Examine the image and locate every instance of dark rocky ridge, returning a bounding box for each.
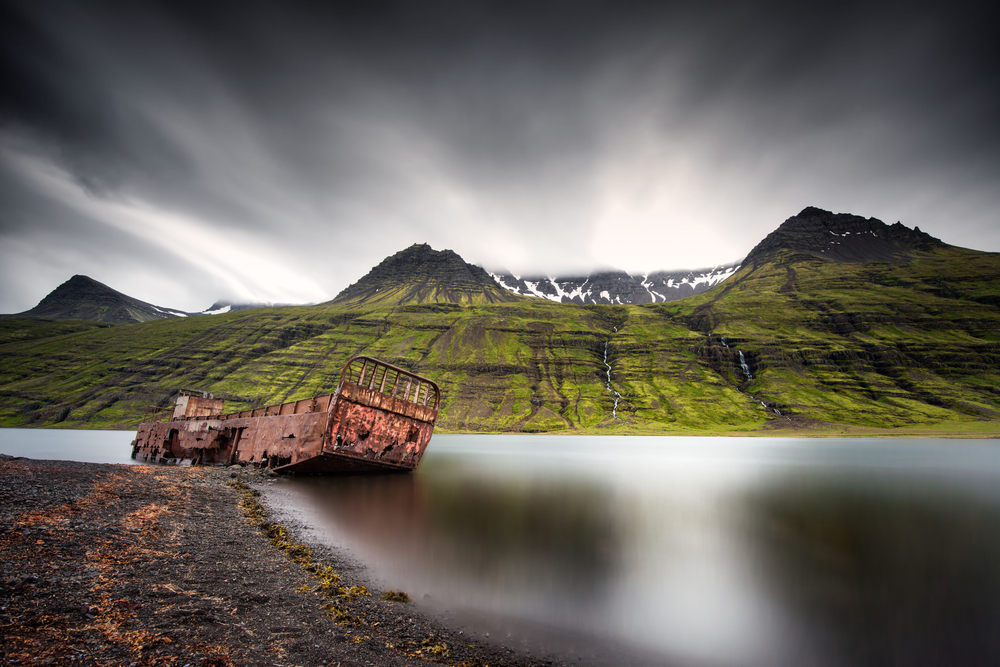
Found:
[331,243,521,305]
[15,275,186,324]
[744,206,947,266]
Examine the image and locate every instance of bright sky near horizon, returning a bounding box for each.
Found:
[2,0,998,313]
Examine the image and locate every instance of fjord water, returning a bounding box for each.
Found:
[270,435,1000,667]
[4,429,999,665]
[0,428,138,464]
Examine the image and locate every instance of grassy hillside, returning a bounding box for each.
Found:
[656,245,1000,432]
[1,245,998,435]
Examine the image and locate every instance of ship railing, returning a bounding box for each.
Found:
[154,356,439,423]
[213,394,338,421]
[338,355,441,410]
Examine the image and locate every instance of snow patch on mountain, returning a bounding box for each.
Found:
[489,263,741,305]
[151,305,188,317]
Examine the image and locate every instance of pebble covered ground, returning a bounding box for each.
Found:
[0,455,557,667]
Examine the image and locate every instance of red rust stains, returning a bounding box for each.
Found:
[172,393,224,420]
[131,357,440,475]
[327,397,433,468]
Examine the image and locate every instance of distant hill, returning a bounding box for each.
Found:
[489,264,741,304]
[330,243,523,306]
[14,275,188,324]
[198,301,308,315]
[8,277,310,325]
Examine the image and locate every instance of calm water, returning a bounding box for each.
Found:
[0,428,138,464]
[4,429,1000,666]
[268,435,1000,667]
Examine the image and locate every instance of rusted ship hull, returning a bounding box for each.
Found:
[131,357,440,475]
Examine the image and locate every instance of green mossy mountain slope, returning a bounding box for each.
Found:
[330,243,521,306]
[658,244,1000,430]
[1,212,998,435]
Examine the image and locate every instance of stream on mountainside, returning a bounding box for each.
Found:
[718,336,782,416]
[602,340,623,422]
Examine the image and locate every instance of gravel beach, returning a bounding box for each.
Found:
[0,456,552,667]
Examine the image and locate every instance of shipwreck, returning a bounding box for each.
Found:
[131,356,440,474]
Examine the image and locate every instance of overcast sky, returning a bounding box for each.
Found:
[2,0,998,313]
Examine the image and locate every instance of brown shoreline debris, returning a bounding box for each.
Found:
[0,457,555,667]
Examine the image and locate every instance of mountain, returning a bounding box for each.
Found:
[654,207,1000,428]
[492,206,938,306]
[743,206,947,266]
[1,207,998,435]
[14,275,188,324]
[8,277,310,324]
[489,264,741,304]
[330,243,522,306]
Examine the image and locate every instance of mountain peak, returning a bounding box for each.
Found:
[18,275,184,323]
[330,244,521,306]
[66,274,101,286]
[743,207,946,266]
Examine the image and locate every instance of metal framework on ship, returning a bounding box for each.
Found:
[140,356,440,424]
[340,356,441,411]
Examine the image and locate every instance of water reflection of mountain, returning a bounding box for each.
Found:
[278,437,1000,667]
[290,470,621,612]
[747,476,1000,666]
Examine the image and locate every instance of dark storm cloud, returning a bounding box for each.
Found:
[1,0,998,312]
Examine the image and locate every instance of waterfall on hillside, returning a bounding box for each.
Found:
[738,350,753,382]
[721,340,784,417]
[709,334,788,419]
[603,341,624,422]
[716,337,787,418]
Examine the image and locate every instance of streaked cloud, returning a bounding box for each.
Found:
[1,0,998,312]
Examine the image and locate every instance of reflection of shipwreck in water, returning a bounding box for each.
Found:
[131,356,440,475]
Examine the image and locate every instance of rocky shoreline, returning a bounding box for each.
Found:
[0,456,552,667]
